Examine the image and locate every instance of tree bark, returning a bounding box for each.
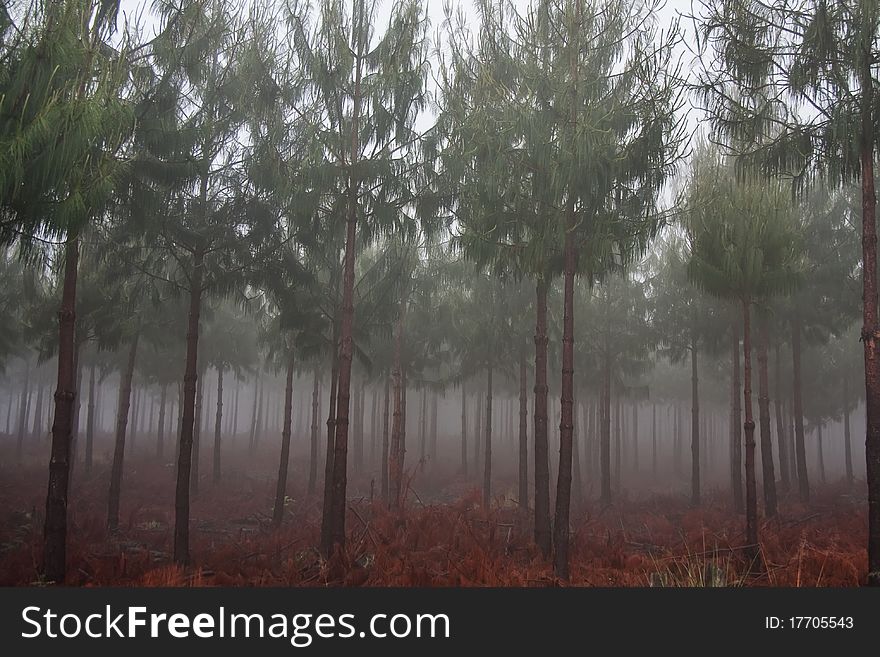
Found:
[817,424,826,484]
[42,236,79,583]
[652,403,657,477]
[191,366,204,495]
[389,307,405,510]
[483,365,493,508]
[212,366,223,483]
[16,359,31,462]
[381,374,390,500]
[757,316,777,517]
[533,277,551,556]
[519,351,528,512]
[742,298,759,558]
[273,355,295,529]
[601,352,612,502]
[461,380,468,477]
[85,365,96,474]
[858,55,880,586]
[308,370,320,495]
[172,244,205,565]
[157,383,167,461]
[774,343,789,492]
[107,332,140,531]
[791,314,810,502]
[844,375,853,484]
[553,188,577,580]
[320,340,339,552]
[691,330,700,507]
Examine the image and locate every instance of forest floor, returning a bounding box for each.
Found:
[0,440,868,587]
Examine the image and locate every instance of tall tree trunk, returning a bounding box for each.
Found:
[320,340,339,552]
[191,366,204,495]
[232,380,239,439]
[42,236,79,583]
[249,373,260,454]
[519,351,528,512]
[381,375,390,500]
[475,388,482,474]
[354,379,364,472]
[533,278,551,556]
[601,352,612,502]
[691,331,701,507]
[774,343,789,492]
[817,424,826,484]
[483,364,493,509]
[461,380,468,477]
[791,314,810,502]
[253,374,264,452]
[742,298,759,558]
[172,244,205,565]
[389,307,405,510]
[31,379,44,442]
[16,359,31,462]
[157,383,167,461]
[757,316,778,517]
[272,355,295,529]
[212,366,223,483]
[324,14,365,556]
[859,56,880,586]
[430,391,438,462]
[419,386,427,470]
[107,332,140,531]
[85,365,96,474]
[652,403,657,477]
[553,186,577,581]
[308,370,320,495]
[844,375,854,484]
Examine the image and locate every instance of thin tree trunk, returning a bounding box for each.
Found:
[320,341,339,551]
[858,57,880,586]
[730,322,745,513]
[16,359,31,462]
[519,351,528,512]
[691,331,700,507]
[172,244,205,565]
[42,236,79,583]
[380,375,390,501]
[85,365,96,474]
[212,366,223,483]
[308,370,320,495]
[601,352,612,502]
[533,277,551,556]
[817,424,826,484]
[191,366,204,495]
[774,343,789,492]
[791,314,810,502]
[157,383,167,461]
[107,332,140,531]
[324,16,365,556]
[419,386,427,470]
[461,380,468,477]
[272,355,295,529]
[430,391,438,462]
[742,299,759,559]
[757,316,778,517]
[389,307,405,510]
[844,375,854,484]
[651,402,657,477]
[483,365,493,508]
[249,373,260,454]
[31,379,44,442]
[553,175,577,580]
